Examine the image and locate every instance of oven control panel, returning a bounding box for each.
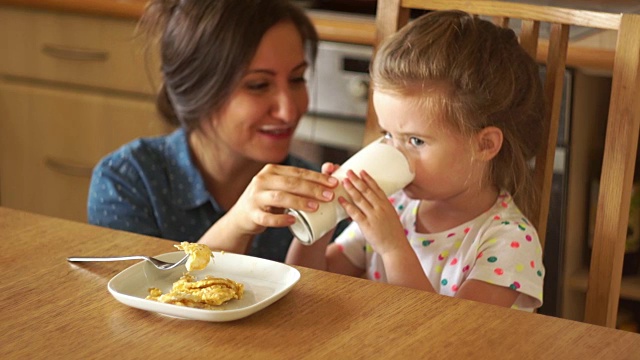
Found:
[307,41,373,121]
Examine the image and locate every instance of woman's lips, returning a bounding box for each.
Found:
[258,125,295,138]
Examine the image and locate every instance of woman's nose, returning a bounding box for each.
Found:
[272,89,302,122]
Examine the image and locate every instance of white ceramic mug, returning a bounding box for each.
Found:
[288,138,415,245]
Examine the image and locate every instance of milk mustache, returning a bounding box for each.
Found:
[288,138,415,244]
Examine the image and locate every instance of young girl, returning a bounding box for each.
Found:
[286,10,545,311]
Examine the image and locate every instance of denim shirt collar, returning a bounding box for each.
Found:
[164,128,216,211]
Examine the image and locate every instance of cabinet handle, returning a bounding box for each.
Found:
[44,158,93,178]
[41,44,109,62]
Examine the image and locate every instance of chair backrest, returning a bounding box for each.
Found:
[364,0,640,328]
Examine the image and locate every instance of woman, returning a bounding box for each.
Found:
[88,0,338,262]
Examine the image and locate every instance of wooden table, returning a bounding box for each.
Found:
[1,207,639,359]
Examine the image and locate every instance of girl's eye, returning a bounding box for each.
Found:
[409,137,425,146]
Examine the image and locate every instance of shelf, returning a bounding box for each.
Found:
[566,269,640,301]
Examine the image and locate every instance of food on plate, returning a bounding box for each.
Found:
[174,242,213,271]
[147,273,244,309]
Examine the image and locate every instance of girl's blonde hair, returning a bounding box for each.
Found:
[371,10,545,219]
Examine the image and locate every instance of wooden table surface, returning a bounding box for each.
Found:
[1,206,640,359]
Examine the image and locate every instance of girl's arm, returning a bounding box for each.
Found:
[286,230,364,278]
[339,170,434,291]
[455,279,520,308]
[285,229,334,269]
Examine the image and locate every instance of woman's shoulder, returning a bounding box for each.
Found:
[93,130,188,178]
[94,129,183,173]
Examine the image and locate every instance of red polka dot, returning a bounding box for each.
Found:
[477,251,484,259]
[494,268,504,275]
[450,258,458,265]
[530,261,536,268]
[447,232,455,238]
[374,271,381,280]
[464,227,471,234]
[404,229,409,236]
[462,265,470,272]
[510,241,520,248]
[501,201,508,208]
[337,244,344,252]
[493,215,501,220]
[388,197,395,204]
[451,284,459,292]
[526,234,532,242]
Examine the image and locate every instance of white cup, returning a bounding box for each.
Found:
[288,138,415,245]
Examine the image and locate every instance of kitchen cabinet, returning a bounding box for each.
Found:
[0,6,172,223]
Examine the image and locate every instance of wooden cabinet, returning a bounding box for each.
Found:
[0,7,172,223]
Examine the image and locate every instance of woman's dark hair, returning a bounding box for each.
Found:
[139,0,318,131]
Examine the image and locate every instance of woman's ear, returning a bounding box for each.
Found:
[475,126,503,161]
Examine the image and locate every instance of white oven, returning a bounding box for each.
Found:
[293,41,373,160]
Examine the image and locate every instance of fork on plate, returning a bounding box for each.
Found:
[67,253,189,270]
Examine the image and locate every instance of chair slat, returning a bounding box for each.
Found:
[493,16,510,28]
[401,0,621,29]
[585,13,640,328]
[519,19,540,60]
[532,23,569,248]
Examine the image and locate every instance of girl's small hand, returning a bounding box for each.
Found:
[228,164,338,235]
[338,170,408,256]
[321,162,340,176]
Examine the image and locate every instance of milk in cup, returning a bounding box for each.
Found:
[288,139,414,244]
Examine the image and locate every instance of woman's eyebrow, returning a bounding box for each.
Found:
[246,61,308,76]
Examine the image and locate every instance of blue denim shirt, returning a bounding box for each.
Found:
[88,128,319,262]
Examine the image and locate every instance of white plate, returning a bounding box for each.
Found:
[108,251,300,322]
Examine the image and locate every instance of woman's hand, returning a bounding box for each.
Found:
[228,164,338,235]
[199,164,338,253]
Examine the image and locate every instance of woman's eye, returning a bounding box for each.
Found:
[409,137,425,146]
[290,76,307,84]
[246,81,270,91]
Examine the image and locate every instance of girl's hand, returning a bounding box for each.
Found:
[338,169,433,291]
[228,164,338,235]
[338,169,407,256]
[321,162,340,176]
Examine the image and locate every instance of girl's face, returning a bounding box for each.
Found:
[373,90,488,202]
[206,21,309,163]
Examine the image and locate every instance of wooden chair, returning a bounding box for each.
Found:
[363,0,640,327]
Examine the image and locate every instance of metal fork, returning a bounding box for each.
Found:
[67,253,190,270]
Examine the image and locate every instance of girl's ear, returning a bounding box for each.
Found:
[475,126,503,161]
